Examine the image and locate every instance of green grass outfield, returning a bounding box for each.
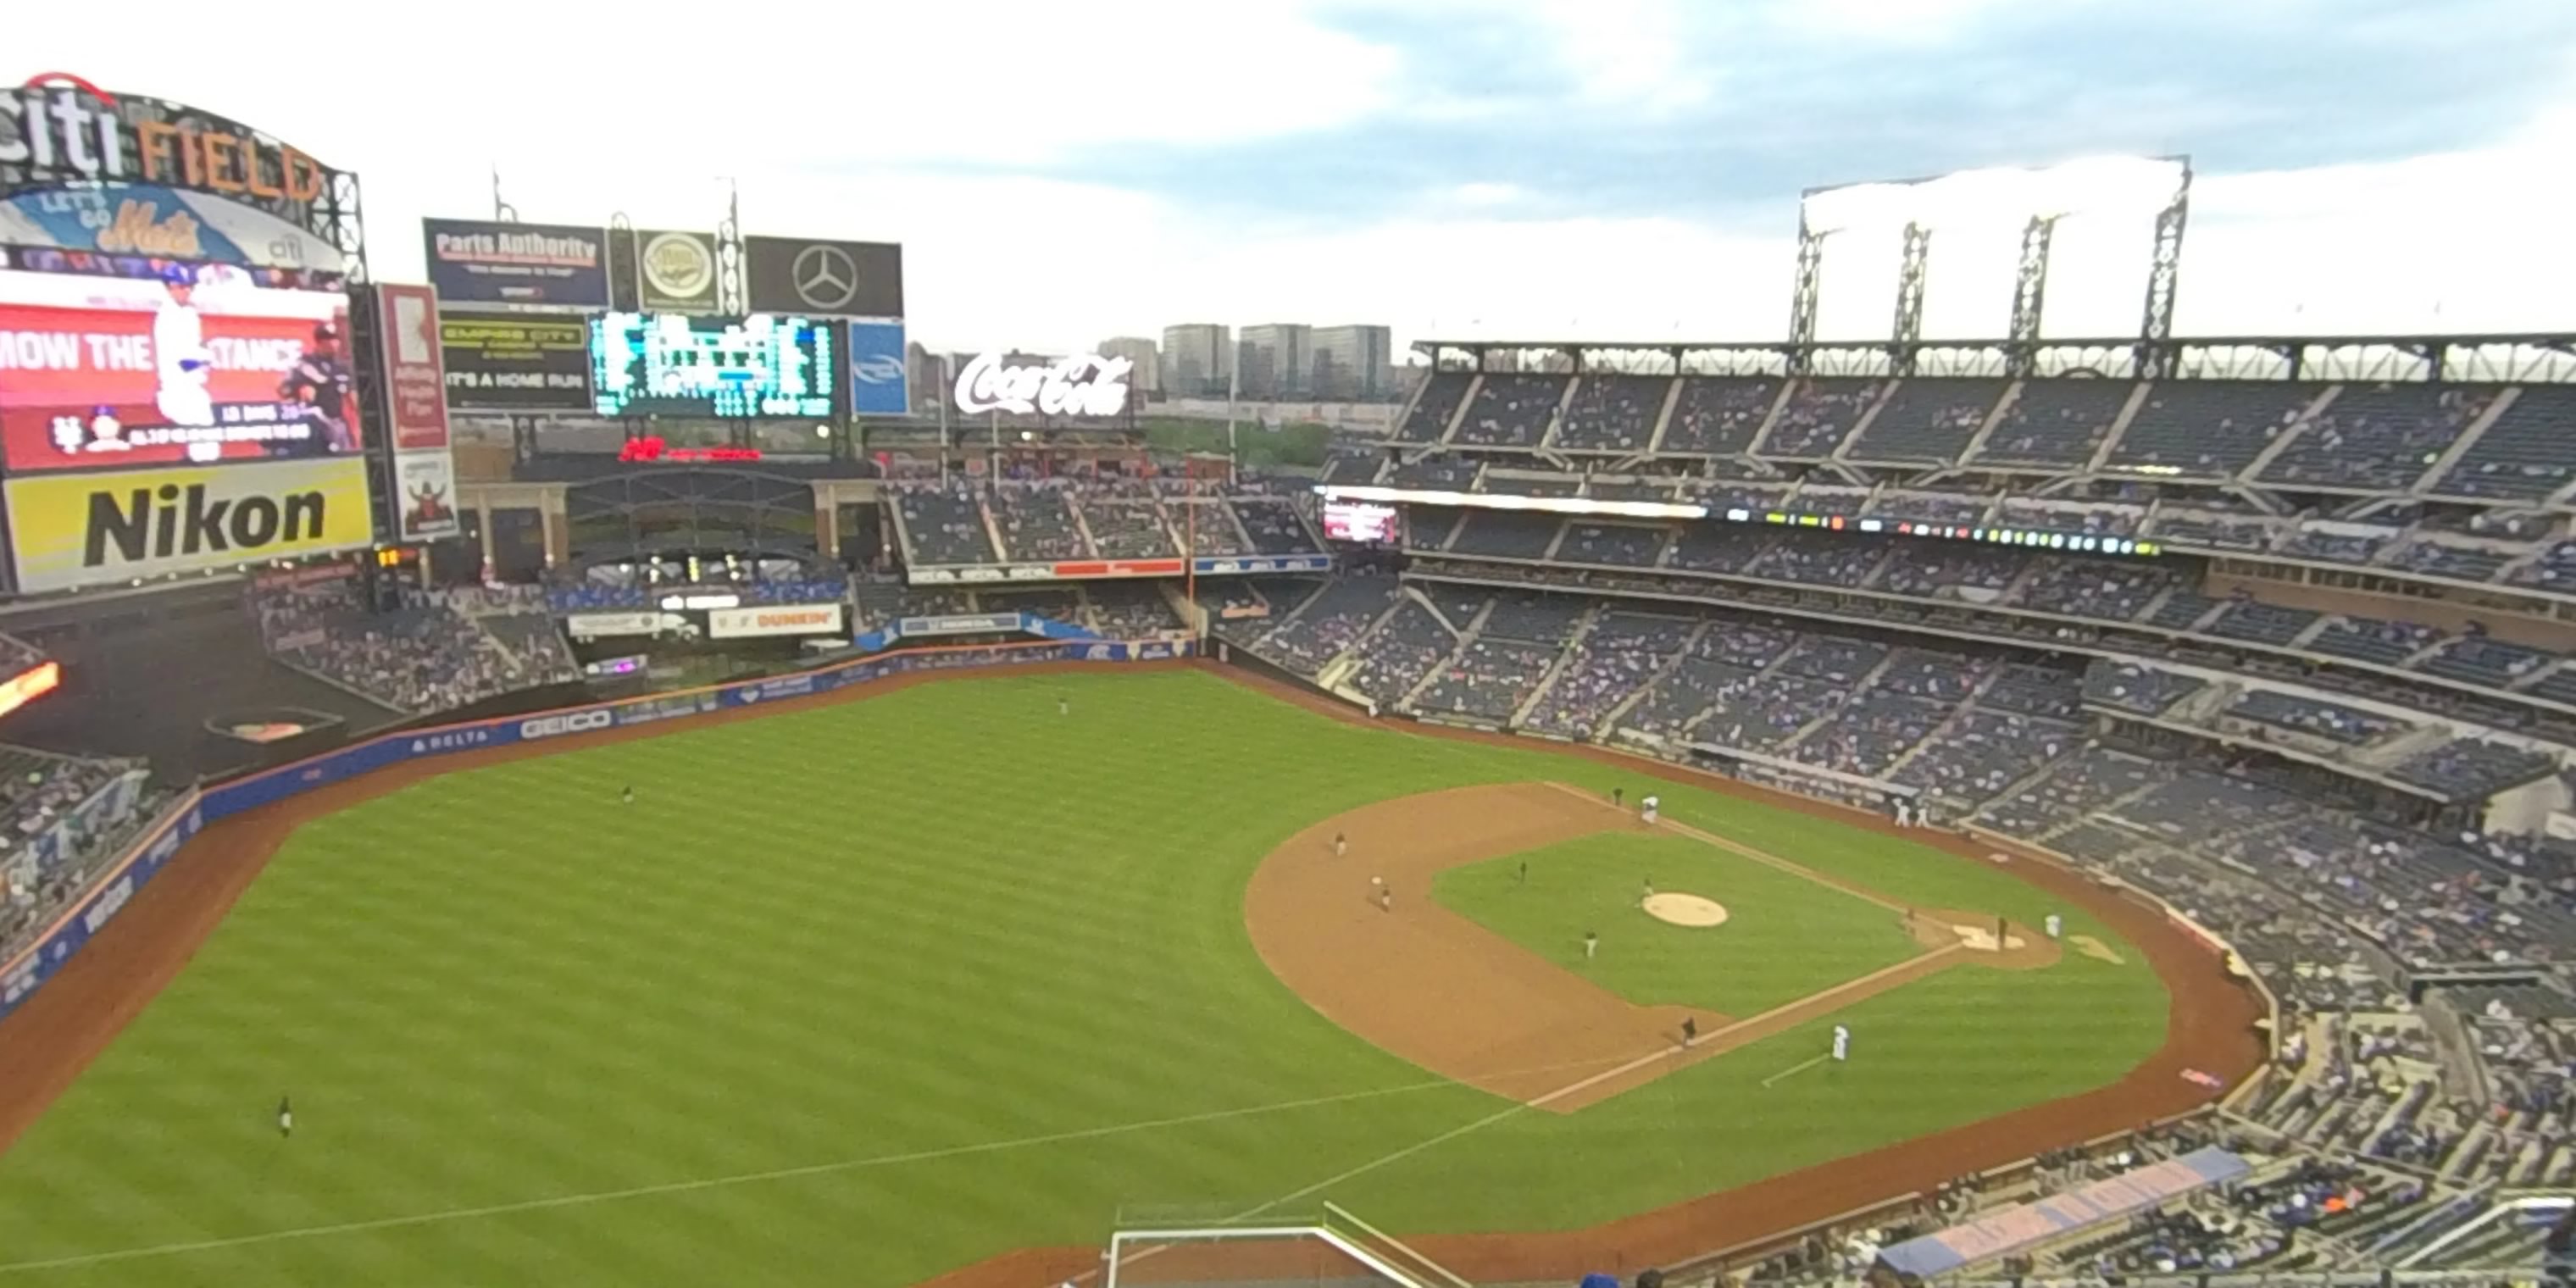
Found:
[0,669,2169,1287]
[1434,832,1925,1015]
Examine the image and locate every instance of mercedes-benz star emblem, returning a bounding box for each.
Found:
[791,244,858,309]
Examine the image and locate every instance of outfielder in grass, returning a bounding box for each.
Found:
[276,1094,293,1139]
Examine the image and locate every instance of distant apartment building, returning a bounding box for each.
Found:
[1161,324,1233,397]
[1096,336,1162,397]
[1310,325,1396,400]
[1235,324,1312,400]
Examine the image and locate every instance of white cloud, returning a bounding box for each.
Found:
[10,1,2576,358]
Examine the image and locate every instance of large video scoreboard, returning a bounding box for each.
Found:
[587,312,838,419]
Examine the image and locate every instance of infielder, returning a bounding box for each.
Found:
[277,1095,293,1138]
[2046,913,2062,940]
[1584,930,1599,959]
[1333,832,1347,857]
[1641,877,1656,902]
[1379,886,1391,913]
[1681,1017,1698,1048]
[1640,794,1660,825]
[1613,786,1624,808]
[1831,1024,1851,1063]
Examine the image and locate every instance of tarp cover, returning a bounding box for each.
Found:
[1876,1146,2253,1277]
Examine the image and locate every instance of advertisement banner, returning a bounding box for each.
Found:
[708,603,845,639]
[0,267,361,473]
[565,611,673,638]
[440,314,591,409]
[394,451,459,541]
[847,320,908,415]
[6,457,375,593]
[0,659,61,719]
[634,230,719,314]
[0,184,347,275]
[895,612,1022,638]
[375,285,450,452]
[743,236,902,318]
[3,82,346,237]
[422,218,610,311]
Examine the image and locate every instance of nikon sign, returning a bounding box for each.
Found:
[6,457,374,593]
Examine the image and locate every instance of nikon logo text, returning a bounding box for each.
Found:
[86,480,326,566]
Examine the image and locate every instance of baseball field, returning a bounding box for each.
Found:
[0,663,2262,1287]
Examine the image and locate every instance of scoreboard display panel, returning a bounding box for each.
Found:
[588,312,837,419]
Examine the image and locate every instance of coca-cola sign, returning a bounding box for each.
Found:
[952,353,1132,418]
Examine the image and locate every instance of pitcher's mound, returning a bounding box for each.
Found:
[1644,892,1730,927]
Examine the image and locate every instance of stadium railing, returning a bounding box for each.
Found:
[0,636,1195,1024]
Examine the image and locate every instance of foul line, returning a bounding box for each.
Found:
[1762,1054,1829,1088]
[0,1078,1482,1278]
[1539,780,1907,913]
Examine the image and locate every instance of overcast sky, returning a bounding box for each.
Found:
[18,0,2576,356]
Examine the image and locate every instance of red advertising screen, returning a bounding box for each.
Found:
[1323,501,1400,543]
[0,267,362,474]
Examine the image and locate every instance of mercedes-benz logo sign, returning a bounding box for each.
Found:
[791,243,858,309]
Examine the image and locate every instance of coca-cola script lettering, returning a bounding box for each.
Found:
[952,353,1133,418]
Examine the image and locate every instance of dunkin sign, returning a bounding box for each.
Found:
[706,603,846,640]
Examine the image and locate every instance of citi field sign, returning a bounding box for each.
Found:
[1,75,347,237]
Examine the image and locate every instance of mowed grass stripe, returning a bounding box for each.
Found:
[0,670,2169,1287]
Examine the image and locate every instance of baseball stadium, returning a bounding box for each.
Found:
[0,54,2572,1288]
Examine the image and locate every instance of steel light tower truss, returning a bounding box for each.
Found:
[2007,214,2058,376]
[1785,215,1826,374]
[2138,163,2194,380]
[1889,222,1932,375]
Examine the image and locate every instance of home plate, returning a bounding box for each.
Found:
[1645,892,1729,927]
[1949,923,2025,952]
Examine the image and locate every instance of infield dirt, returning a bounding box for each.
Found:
[0,658,2268,1287]
[1244,781,2057,1113]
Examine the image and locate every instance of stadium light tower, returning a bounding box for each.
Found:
[1788,156,2190,376]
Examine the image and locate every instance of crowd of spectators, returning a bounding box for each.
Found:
[2,746,159,967]
[987,481,1091,562]
[895,481,1001,566]
[253,577,577,715]
[1068,479,1180,559]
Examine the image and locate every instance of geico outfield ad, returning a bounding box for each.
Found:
[7,457,373,592]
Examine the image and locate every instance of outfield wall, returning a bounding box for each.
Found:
[0,638,1195,1023]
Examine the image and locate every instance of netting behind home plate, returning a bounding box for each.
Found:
[1103,1202,1474,1288]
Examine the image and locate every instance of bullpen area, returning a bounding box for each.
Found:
[0,663,2261,1287]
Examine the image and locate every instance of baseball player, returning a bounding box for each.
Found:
[1058,696,1069,716]
[1641,877,1656,902]
[1613,786,1624,808]
[276,1095,293,1138]
[2046,913,2062,940]
[1584,930,1599,959]
[1640,794,1660,825]
[1681,1017,1698,1048]
[1378,885,1391,913]
[621,785,635,805]
[1893,797,1912,828]
[153,265,214,428]
[1832,1024,1851,1063]
[1333,832,1346,857]
[1518,859,1528,886]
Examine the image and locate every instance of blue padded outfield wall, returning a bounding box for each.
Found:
[0,638,1193,1022]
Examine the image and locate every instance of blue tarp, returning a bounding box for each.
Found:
[1876,1146,2254,1277]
